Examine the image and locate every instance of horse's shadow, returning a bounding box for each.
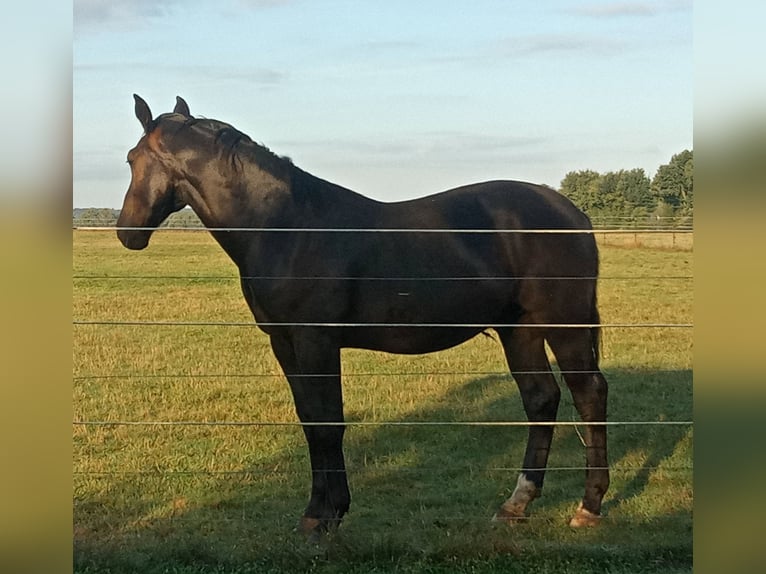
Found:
[73,366,692,572]
[343,366,692,525]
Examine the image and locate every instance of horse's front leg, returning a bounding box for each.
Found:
[270,331,349,538]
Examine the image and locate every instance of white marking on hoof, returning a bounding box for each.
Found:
[568,502,602,527]
[493,474,539,522]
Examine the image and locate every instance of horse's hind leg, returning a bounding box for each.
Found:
[546,327,609,527]
[494,326,561,522]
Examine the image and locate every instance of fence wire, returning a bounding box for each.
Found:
[73,274,692,280]
[73,420,692,428]
[71,368,689,380]
[72,225,693,497]
[73,320,691,328]
[73,465,692,477]
[73,225,694,233]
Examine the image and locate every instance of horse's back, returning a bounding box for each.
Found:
[378,180,597,274]
[378,180,590,237]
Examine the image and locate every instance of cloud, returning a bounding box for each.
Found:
[278,131,548,167]
[74,0,183,33]
[356,40,422,54]
[574,2,657,18]
[500,34,628,58]
[182,65,287,86]
[73,147,128,183]
[234,0,292,7]
[572,0,692,19]
[74,62,287,87]
[74,0,292,34]
[420,132,547,158]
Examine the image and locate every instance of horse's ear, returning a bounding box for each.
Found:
[133,94,154,132]
[174,96,191,118]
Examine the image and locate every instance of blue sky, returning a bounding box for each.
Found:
[73,0,692,207]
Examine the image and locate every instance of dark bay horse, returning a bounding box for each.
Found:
[117,95,609,535]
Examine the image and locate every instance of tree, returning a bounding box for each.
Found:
[559,170,602,213]
[559,151,691,224]
[616,168,654,218]
[163,208,203,228]
[651,150,693,215]
[74,208,119,226]
[597,171,625,216]
[560,168,653,222]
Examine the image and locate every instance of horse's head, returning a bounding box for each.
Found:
[116,94,192,250]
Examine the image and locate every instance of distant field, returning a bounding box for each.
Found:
[73,230,693,574]
[596,230,692,250]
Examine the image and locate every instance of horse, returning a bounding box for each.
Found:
[116,95,609,537]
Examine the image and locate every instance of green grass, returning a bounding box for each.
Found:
[73,230,693,573]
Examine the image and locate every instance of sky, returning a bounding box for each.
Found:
[73,0,693,208]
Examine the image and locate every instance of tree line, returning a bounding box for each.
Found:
[72,207,203,228]
[559,149,693,227]
[73,149,692,229]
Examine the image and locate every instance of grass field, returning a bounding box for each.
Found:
[73,230,693,574]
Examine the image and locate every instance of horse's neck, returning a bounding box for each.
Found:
[178,162,288,225]
[180,157,375,267]
[177,163,296,265]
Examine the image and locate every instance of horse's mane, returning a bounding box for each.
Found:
[172,115,294,180]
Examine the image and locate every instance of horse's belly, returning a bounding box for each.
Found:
[340,283,513,353]
[341,326,485,354]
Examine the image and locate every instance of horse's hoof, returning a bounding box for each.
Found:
[295,516,323,543]
[491,503,528,525]
[295,515,343,543]
[568,504,602,528]
[298,516,321,532]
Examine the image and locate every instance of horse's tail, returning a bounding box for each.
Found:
[588,227,602,366]
[590,291,602,366]
[580,211,602,366]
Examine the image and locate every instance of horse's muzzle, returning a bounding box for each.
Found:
[116,228,151,250]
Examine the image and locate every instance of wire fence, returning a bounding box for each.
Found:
[73,226,693,497]
[74,320,691,328]
[74,465,692,475]
[73,420,692,428]
[71,367,688,380]
[73,225,694,233]
[71,213,695,231]
[72,222,695,254]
